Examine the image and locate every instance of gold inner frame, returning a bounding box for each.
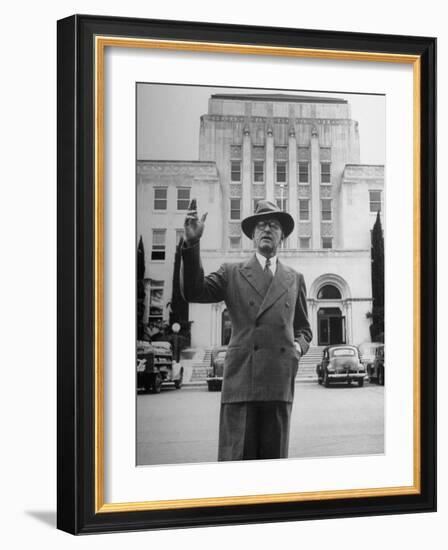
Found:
[94,36,421,513]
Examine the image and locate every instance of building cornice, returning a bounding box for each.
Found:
[201,115,355,125]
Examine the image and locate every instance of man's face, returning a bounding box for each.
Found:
[253,218,283,257]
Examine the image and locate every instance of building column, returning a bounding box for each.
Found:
[345,300,353,344]
[211,303,220,347]
[308,299,317,346]
[265,125,274,202]
[310,126,320,249]
[242,126,252,248]
[288,128,298,246]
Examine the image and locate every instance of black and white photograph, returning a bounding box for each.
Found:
[136,84,386,466]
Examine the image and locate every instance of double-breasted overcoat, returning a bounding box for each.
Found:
[181,243,312,403]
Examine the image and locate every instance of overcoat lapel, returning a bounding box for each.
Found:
[256,260,292,319]
[238,254,267,298]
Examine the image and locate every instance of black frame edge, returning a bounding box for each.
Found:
[57,14,437,535]
[57,14,79,535]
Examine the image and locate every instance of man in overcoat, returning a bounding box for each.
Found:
[181,199,312,461]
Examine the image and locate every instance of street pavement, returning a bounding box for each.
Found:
[137,382,384,466]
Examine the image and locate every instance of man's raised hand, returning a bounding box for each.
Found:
[184,198,208,245]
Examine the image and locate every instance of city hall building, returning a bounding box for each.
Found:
[137,93,384,350]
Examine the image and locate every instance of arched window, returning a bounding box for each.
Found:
[317,284,341,300]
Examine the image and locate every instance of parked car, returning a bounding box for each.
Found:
[365,343,385,385]
[206,346,227,391]
[316,345,367,387]
[137,340,183,393]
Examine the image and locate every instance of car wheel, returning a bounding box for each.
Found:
[378,367,385,386]
[358,378,364,387]
[151,373,162,394]
[174,369,183,389]
[323,372,330,388]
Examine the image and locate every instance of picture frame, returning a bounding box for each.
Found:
[57,14,436,534]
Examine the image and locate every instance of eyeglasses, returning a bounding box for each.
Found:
[255,220,282,231]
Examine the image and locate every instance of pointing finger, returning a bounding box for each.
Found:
[200,212,208,223]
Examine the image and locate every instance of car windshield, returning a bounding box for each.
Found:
[332,348,356,357]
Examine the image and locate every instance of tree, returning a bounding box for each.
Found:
[370,211,384,342]
[137,236,146,340]
[168,236,191,344]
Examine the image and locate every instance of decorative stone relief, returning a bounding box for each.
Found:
[252,186,266,199]
[320,147,331,161]
[321,223,333,237]
[320,186,332,198]
[298,222,311,235]
[137,162,218,177]
[230,185,242,197]
[202,114,352,125]
[228,223,242,237]
[343,165,384,178]
[230,145,242,158]
[274,146,288,160]
[297,185,311,198]
[297,147,310,160]
[274,185,288,198]
[252,146,265,159]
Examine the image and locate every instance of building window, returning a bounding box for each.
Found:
[299,237,310,249]
[151,229,166,261]
[177,188,190,210]
[321,199,332,221]
[231,161,241,182]
[322,237,333,249]
[279,237,289,249]
[276,198,288,212]
[369,190,382,212]
[148,279,164,325]
[299,199,310,221]
[253,161,264,183]
[317,284,341,299]
[154,187,167,210]
[229,236,241,249]
[276,161,287,183]
[321,162,331,184]
[298,162,309,183]
[175,229,184,246]
[230,198,241,220]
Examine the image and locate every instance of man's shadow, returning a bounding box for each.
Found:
[25,510,56,528]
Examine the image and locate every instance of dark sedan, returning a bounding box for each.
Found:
[316,345,367,387]
[206,346,227,391]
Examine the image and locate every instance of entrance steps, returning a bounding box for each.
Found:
[183,345,325,383]
[296,345,325,381]
[189,347,213,381]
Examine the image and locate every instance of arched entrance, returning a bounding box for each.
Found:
[309,276,351,346]
[221,309,232,345]
[318,307,346,345]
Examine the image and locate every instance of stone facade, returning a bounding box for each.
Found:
[137,93,384,347]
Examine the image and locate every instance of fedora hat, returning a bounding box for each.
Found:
[241,200,294,239]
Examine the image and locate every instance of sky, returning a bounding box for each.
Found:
[137,83,385,165]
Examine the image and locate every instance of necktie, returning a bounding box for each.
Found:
[264,258,273,281]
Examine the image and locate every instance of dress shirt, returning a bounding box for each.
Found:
[255,252,277,276]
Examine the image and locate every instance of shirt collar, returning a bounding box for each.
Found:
[255,252,277,270]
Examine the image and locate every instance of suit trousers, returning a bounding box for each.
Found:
[218,401,292,461]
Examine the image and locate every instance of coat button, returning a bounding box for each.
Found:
[249,300,255,306]
[281,347,285,353]
[285,301,290,307]
[254,345,258,351]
